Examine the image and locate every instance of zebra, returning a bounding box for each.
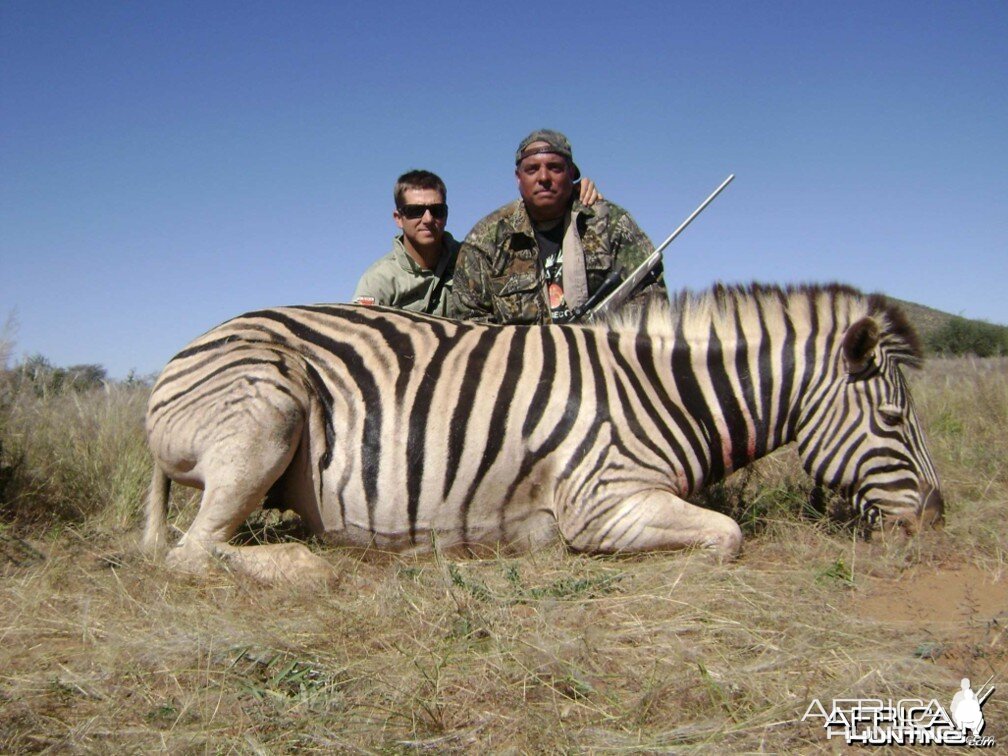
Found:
[142,283,943,583]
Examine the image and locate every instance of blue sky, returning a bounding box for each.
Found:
[2,1,1006,378]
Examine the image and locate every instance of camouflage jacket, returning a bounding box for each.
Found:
[451,198,665,324]
[352,233,461,317]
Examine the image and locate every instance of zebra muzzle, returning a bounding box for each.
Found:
[919,483,945,531]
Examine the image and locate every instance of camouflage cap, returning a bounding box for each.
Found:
[515,129,581,180]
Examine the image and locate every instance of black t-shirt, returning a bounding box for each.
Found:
[533,219,570,321]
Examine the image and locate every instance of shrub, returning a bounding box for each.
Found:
[8,354,110,397]
[926,317,1008,357]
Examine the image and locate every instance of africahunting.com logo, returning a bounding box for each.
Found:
[802,676,996,747]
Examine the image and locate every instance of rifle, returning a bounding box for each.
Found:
[561,174,735,323]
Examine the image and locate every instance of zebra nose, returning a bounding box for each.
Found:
[919,483,944,530]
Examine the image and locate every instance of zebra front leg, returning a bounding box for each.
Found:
[560,489,743,559]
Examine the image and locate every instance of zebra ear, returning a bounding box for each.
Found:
[842,316,880,373]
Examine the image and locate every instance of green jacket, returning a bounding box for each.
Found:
[451,198,665,324]
[352,233,461,317]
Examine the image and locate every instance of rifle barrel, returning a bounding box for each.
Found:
[590,173,735,318]
[653,173,735,257]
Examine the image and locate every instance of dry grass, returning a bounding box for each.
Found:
[1,358,1006,752]
[0,383,154,530]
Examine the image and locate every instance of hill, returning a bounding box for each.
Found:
[888,297,963,342]
[889,296,1008,356]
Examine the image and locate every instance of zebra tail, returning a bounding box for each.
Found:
[141,466,171,556]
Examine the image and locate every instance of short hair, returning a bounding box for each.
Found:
[393,170,447,208]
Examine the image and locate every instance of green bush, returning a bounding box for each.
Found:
[926,317,1008,357]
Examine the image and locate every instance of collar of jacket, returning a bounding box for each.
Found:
[499,197,597,251]
[392,232,459,273]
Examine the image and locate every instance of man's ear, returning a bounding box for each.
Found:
[393,209,404,231]
[842,316,881,373]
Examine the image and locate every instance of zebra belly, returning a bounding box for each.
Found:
[314,454,562,553]
[320,513,560,554]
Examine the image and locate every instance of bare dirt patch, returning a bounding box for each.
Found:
[856,563,1008,676]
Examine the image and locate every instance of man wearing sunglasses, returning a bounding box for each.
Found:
[452,130,665,325]
[352,168,603,317]
[352,170,459,316]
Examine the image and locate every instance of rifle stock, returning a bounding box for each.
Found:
[555,271,622,324]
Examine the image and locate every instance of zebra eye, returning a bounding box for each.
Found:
[878,404,904,426]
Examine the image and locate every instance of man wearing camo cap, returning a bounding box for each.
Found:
[452,129,665,324]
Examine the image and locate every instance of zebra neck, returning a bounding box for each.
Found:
[626,322,822,489]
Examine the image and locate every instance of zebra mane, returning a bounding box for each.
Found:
[592,283,924,366]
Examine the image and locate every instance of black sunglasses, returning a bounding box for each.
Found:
[398,203,448,220]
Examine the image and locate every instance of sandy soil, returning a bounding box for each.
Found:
[856,563,1008,674]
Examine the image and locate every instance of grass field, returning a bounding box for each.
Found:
[1,357,1006,752]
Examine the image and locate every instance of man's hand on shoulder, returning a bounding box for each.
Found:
[578,178,603,206]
